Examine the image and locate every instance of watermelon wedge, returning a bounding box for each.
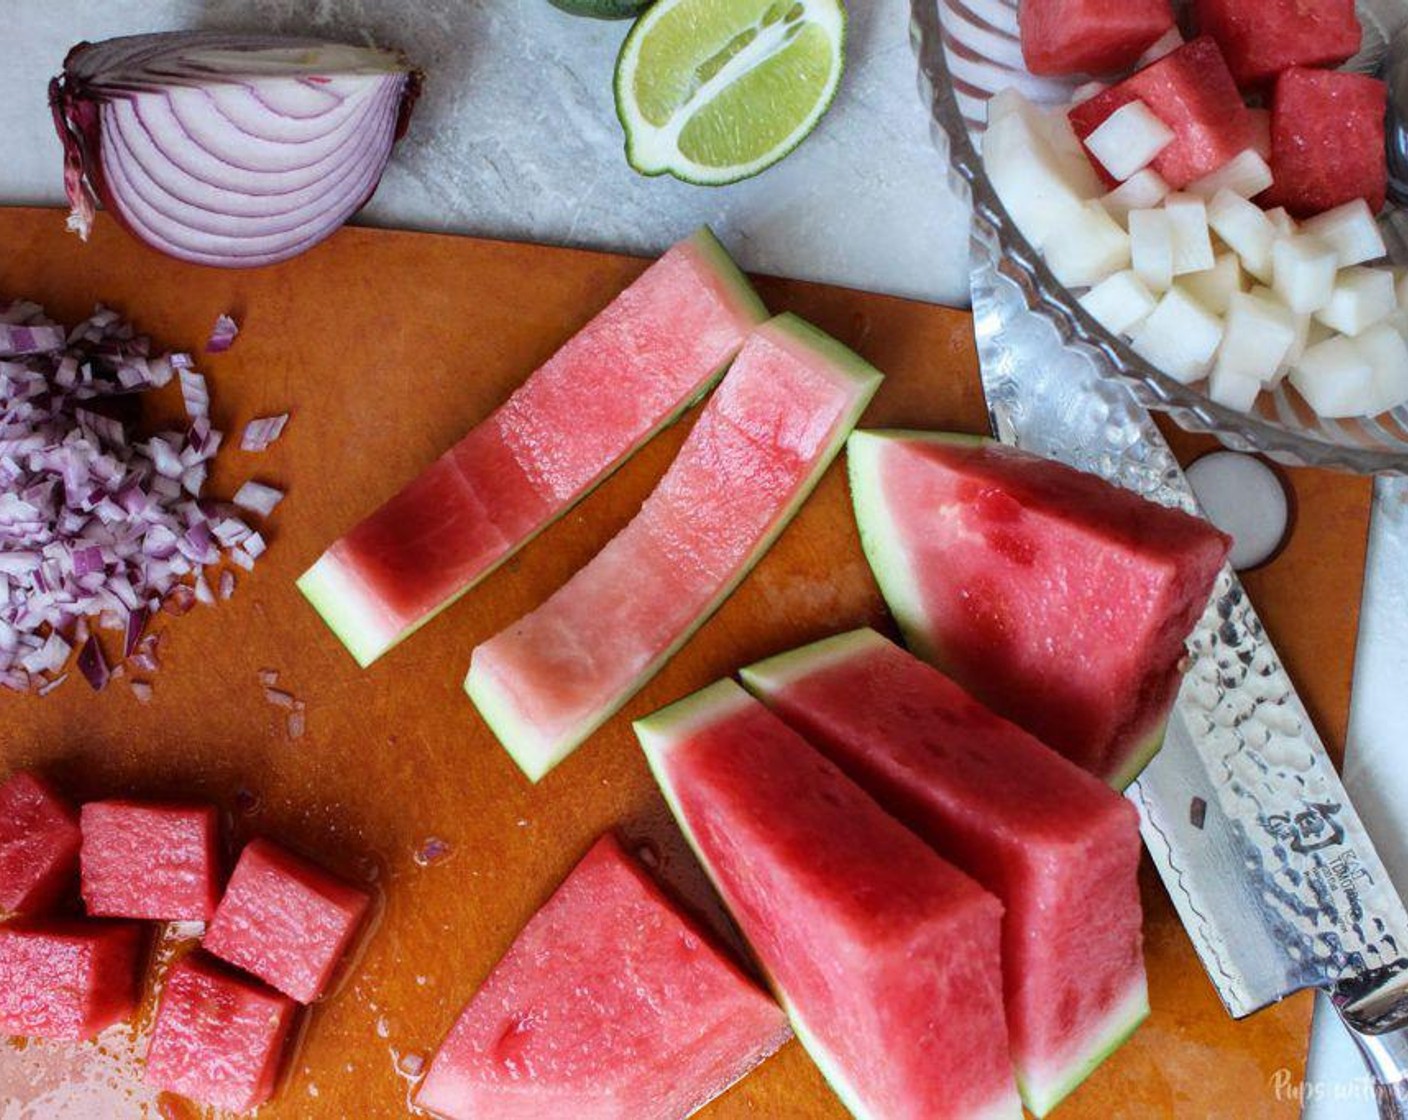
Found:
[299,228,766,666]
[416,833,790,1120]
[637,681,1021,1120]
[848,431,1230,788]
[467,314,883,782]
[740,629,1148,1117]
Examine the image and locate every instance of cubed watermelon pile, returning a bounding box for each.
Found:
[1193,0,1361,87]
[0,920,143,1040]
[0,771,81,915]
[80,800,221,921]
[1020,0,1175,77]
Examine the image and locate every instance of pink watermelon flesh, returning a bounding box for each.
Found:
[299,228,766,667]
[1192,0,1360,87]
[416,833,790,1120]
[849,432,1230,788]
[0,771,81,915]
[0,919,143,1040]
[144,952,297,1112]
[1020,0,1175,77]
[467,314,882,782]
[1068,36,1255,189]
[1261,67,1388,217]
[204,838,370,1004]
[79,800,221,922]
[741,629,1147,1116]
[638,681,1021,1120]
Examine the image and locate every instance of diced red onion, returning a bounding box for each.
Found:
[76,635,109,691]
[264,686,295,709]
[286,704,306,741]
[206,314,239,354]
[240,414,289,452]
[218,570,235,601]
[233,483,282,517]
[179,369,209,419]
[129,679,152,703]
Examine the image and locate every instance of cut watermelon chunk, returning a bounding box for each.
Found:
[637,681,1021,1120]
[467,314,883,782]
[1068,37,1255,189]
[204,838,370,1004]
[741,629,1148,1117]
[417,833,790,1120]
[1262,68,1388,218]
[1020,0,1175,77]
[299,228,766,667]
[1192,0,1360,87]
[144,952,298,1112]
[0,771,81,915]
[79,800,221,921]
[0,920,143,1040]
[848,431,1230,788]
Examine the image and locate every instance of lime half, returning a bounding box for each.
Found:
[615,0,847,185]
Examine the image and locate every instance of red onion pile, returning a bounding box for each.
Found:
[50,32,421,268]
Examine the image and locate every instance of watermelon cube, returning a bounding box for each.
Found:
[0,920,143,1039]
[417,834,790,1120]
[1192,0,1361,87]
[1263,68,1388,218]
[742,630,1148,1118]
[144,952,297,1112]
[80,800,220,921]
[1069,37,1255,189]
[1019,0,1176,77]
[848,431,1231,788]
[0,771,81,915]
[638,681,1022,1120]
[204,839,370,1003]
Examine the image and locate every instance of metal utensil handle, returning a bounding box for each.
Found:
[1341,1013,1408,1119]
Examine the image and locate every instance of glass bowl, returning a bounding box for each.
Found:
[910,0,1408,473]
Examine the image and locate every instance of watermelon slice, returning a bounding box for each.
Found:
[467,314,883,782]
[637,681,1021,1120]
[0,771,81,915]
[79,800,221,922]
[299,228,766,667]
[1068,37,1255,189]
[848,431,1230,788]
[741,629,1148,1117]
[416,833,790,1120]
[1020,0,1176,77]
[0,919,143,1040]
[1192,0,1361,87]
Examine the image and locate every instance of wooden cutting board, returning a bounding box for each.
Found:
[0,206,1371,1118]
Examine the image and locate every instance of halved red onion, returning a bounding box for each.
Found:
[51,32,421,268]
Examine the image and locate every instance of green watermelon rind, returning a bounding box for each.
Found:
[297,227,766,669]
[738,626,889,698]
[469,313,884,782]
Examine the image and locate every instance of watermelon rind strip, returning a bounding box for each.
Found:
[738,626,890,698]
[298,227,767,668]
[469,313,884,782]
[1106,718,1168,792]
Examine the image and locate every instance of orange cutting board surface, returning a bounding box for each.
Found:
[0,207,1372,1118]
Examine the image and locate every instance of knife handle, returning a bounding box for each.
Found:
[1343,1015,1408,1119]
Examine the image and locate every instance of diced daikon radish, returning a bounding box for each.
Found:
[1042,202,1131,287]
[1290,335,1378,417]
[1071,81,1109,106]
[983,97,1098,250]
[1207,190,1276,283]
[1300,200,1387,268]
[1130,209,1175,291]
[1265,207,1296,239]
[1179,252,1245,315]
[1208,365,1263,412]
[1212,291,1297,386]
[1130,287,1225,383]
[1137,27,1185,67]
[1101,170,1171,228]
[1165,194,1216,276]
[1272,235,1338,314]
[1358,323,1408,415]
[1085,101,1175,182]
[1395,269,1408,309]
[1187,151,1275,201]
[1252,283,1318,386]
[1081,270,1158,334]
[1314,267,1397,337]
[1248,109,1272,161]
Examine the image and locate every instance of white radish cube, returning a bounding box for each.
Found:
[1081,270,1158,334]
[1290,335,1378,417]
[1358,324,1408,415]
[1187,151,1275,201]
[1208,365,1263,412]
[1130,209,1175,291]
[1071,81,1109,106]
[1138,27,1185,66]
[983,101,1095,250]
[1272,235,1338,314]
[1130,287,1225,383]
[1179,252,1245,315]
[1212,291,1297,386]
[1248,108,1272,160]
[1300,200,1386,268]
[1101,170,1170,228]
[1165,193,1216,276]
[1085,101,1175,182]
[1042,203,1131,287]
[1265,207,1296,239]
[1314,267,1397,336]
[1207,189,1276,283]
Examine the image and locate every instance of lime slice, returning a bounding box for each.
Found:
[615,0,847,186]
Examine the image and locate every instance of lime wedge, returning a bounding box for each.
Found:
[615,0,847,186]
